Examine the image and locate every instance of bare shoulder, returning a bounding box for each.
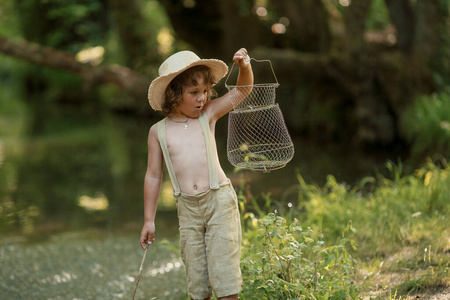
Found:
[146,123,163,170]
[149,123,159,136]
[147,123,161,147]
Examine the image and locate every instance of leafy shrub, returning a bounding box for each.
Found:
[240,212,360,299]
[401,91,450,160]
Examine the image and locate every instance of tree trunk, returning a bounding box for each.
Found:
[157,0,223,59]
[270,0,331,52]
[340,0,394,145]
[412,0,450,91]
[384,0,415,53]
[344,0,372,56]
[110,0,159,74]
[218,0,261,58]
[413,0,441,63]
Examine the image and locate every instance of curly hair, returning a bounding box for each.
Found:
[162,65,218,116]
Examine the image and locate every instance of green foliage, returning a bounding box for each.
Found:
[5,0,111,106]
[46,0,105,51]
[19,0,108,52]
[401,91,450,160]
[0,0,20,36]
[239,159,450,298]
[366,0,391,30]
[240,211,360,299]
[289,160,450,257]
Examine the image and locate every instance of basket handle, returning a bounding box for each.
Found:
[225,57,279,87]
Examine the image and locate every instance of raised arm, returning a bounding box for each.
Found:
[140,124,163,249]
[205,48,254,121]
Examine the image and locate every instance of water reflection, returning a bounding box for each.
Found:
[78,193,109,211]
[0,231,187,299]
[147,260,183,277]
[0,141,4,167]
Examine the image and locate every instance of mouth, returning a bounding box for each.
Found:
[195,105,203,111]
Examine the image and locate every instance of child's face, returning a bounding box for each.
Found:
[175,77,209,118]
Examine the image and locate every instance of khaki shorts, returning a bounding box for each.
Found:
[176,180,242,299]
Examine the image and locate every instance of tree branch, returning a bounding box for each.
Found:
[0,35,150,101]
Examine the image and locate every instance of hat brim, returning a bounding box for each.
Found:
[148,59,228,111]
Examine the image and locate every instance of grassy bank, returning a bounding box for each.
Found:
[238,160,450,299]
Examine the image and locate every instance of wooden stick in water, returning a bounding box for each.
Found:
[131,241,151,300]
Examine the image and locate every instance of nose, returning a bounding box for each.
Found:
[197,93,205,102]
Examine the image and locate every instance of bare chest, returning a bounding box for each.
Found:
[165,119,207,165]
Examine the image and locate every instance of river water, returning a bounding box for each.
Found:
[0,105,399,299]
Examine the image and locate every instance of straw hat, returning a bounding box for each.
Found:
[148,50,228,111]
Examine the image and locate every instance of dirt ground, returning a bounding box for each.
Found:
[408,287,450,300]
[365,287,450,300]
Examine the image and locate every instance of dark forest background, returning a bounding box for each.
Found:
[1,0,449,158]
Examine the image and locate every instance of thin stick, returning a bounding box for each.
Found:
[131,242,151,300]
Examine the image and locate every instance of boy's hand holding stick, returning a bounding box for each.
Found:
[131,241,152,300]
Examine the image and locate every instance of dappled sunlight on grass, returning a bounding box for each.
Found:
[0,141,4,168]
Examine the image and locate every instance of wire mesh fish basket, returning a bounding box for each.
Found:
[225,58,294,172]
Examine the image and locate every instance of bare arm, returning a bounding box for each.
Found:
[140,124,163,249]
[205,48,254,122]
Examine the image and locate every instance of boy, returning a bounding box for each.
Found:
[140,48,253,300]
